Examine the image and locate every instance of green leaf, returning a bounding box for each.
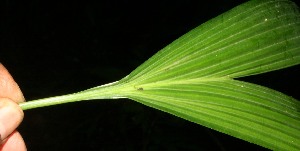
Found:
[122,0,300,84]
[116,0,300,150]
[19,0,300,150]
[124,79,300,150]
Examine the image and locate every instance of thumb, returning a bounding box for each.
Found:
[0,98,24,142]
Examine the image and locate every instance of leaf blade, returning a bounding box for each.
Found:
[125,80,300,150]
[121,0,300,84]
[116,0,300,150]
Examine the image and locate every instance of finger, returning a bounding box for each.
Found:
[0,98,24,142]
[0,131,27,151]
[0,64,25,103]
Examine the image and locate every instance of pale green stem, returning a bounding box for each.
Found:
[19,81,127,110]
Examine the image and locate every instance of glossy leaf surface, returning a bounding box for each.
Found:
[20,0,300,150]
[116,0,300,150]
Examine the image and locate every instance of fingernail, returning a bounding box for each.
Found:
[0,133,4,145]
[0,132,5,145]
[0,133,9,145]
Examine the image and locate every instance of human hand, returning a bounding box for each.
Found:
[0,64,26,151]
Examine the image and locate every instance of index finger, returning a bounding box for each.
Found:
[0,64,25,103]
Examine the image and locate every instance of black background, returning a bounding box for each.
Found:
[1,0,300,150]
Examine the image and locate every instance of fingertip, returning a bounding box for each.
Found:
[0,64,25,103]
[0,98,24,141]
[0,131,27,151]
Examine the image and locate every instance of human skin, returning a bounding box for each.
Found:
[0,64,26,151]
